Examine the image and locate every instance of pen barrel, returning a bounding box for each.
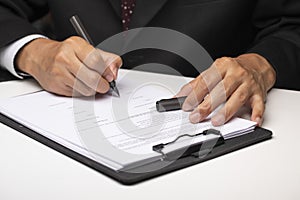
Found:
[70,15,94,46]
[70,15,120,97]
[156,96,187,112]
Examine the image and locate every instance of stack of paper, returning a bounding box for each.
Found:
[0,70,256,171]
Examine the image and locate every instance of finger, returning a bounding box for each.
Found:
[189,78,236,123]
[101,58,122,83]
[49,84,73,97]
[66,37,122,84]
[65,53,110,93]
[60,85,74,97]
[66,36,95,62]
[64,75,97,96]
[80,49,115,82]
[211,84,250,126]
[175,82,194,97]
[99,49,123,79]
[65,37,112,78]
[38,65,74,97]
[79,48,122,83]
[101,67,115,82]
[181,76,208,111]
[182,64,224,111]
[73,80,97,96]
[249,94,265,126]
[75,66,110,94]
[110,56,122,80]
[55,68,94,96]
[111,55,123,78]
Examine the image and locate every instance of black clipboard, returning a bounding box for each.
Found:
[0,113,272,185]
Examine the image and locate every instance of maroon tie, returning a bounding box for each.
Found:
[121,0,136,31]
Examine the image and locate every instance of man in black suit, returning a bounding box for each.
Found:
[0,0,299,126]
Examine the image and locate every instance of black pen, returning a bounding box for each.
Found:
[69,15,120,97]
[156,96,187,112]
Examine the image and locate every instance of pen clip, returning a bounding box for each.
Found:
[152,129,224,161]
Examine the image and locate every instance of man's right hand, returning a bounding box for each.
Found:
[16,36,122,96]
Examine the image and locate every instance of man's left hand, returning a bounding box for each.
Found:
[176,53,276,126]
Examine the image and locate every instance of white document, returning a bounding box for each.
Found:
[0,70,256,170]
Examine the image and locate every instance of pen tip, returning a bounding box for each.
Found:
[109,81,120,97]
[113,88,120,97]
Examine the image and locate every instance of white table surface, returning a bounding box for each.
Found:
[0,76,300,200]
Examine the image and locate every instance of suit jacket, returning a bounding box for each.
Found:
[0,0,300,90]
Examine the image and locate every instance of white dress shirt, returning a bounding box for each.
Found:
[0,34,47,78]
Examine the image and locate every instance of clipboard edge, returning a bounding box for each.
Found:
[0,113,272,185]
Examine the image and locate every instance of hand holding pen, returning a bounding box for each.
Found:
[15,17,122,97]
[70,15,121,96]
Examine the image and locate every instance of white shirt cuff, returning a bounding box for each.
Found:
[0,34,48,79]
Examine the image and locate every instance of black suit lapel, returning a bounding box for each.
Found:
[108,0,168,28]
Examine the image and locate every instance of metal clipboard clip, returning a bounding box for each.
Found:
[152,129,225,161]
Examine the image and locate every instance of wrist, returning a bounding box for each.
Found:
[15,38,54,76]
[236,53,276,91]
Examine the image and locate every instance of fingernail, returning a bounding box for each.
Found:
[189,112,201,124]
[212,115,225,126]
[254,117,263,126]
[105,74,114,82]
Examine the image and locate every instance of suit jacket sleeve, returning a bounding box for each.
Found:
[248,0,300,90]
[0,0,48,47]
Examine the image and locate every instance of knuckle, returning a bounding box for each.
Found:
[215,57,233,67]
[213,58,223,69]
[197,74,209,92]
[223,75,235,96]
[221,56,234,64]
[237,90,248,104]
[248,78,257,87]
[195,92,205,105]
[54,50,69,65]
[224,75,234,87]
[223,87,231,100]
[237,67,249,77]
[199,101,212,116]
[47,65,64,78]
[88,52,103,67]
[65,36,83,45]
